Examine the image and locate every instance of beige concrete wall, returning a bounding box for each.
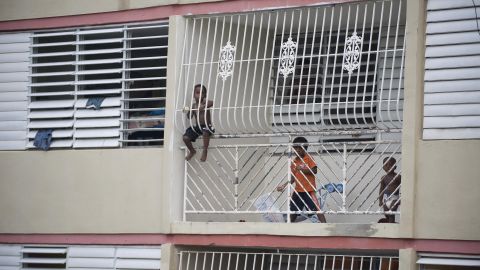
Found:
[0,148,166,233]
[414,140,480,240]
[0,0,224,21]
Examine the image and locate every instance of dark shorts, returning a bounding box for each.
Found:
[290,192,319,214]
[184,124,215,142]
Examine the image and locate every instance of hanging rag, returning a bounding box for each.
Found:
[86,97,105,110]
[33,129,53,151]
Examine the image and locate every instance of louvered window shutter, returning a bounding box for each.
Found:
[0,33,29,150]
[424,0,480,139]
[0,245,22,270]
[21,246,67,269]
[26,22,168,149]
[28,31,76,148]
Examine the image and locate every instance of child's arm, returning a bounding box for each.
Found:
[379,176,385,206]
[276,176,295,192]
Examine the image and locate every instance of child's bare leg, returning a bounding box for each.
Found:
[317,213,327,223]
[183,135,196,160]
[200,131,210,162]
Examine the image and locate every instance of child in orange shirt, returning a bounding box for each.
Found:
[277,137,327,223]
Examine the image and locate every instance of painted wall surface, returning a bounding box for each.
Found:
[414,140,480,240]
[0,0,224,21]
[0,148,166,233]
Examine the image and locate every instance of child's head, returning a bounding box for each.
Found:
[383,157,397,173]
[194,84,207,101]
[292,136,308,157]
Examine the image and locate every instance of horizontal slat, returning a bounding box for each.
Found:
[426,31,480,46]
[29,100,75,109]
[77,38,123,45]
[427,0,476,10]
[424,115,480,128]
[0,62,29,73]
[29,71,74,77]
[78,27,124,35]
[74,128,119,138]
[0,256,20,266]
[77,59,122,65]
[0,43,29,54]
[424,91,480,105]
[67,258,115,268]
[0,72,28,83]
[0,111,27,121]
[75,97,121,108]
[32,31,76,37]
[0,131,26,141]
[28,119,73,129]
[0,92,27,102]
[425,55,480,69]
[29,91,74,97]
[0,140,25,150]
[0,52,29,63]
[68,247,115,258]
[31,51,75,57]
[115,259,160,269]
[76,48,122,55]
[423,128,480,140]
[30,61,75,67]
[127,23,168,30]
[426,19,479,34]
[27,139,73,149]
[425,79,480,93]
[20,258,66,264]
[76,68,122,75]
[116,248,161,259]
[74,118,119,128]
[0,101,27,112]
[75,79,121,85]
[0,82,28,92]
[0,121,26,131]
[29,81,74,87]
[76,89,121,95]
[73,138,119,148]
[28,110,74,119]
[28,129,73,138]
[76,108,120,118]
[425,104,480,117]
[426,43,480,58]
[425,67,480,81]
[22,248,66,254]
[0,33,30,44]
[0,266,21,270]
[30,41,76,47]
[427,7,480,22]
[0,246,21,256]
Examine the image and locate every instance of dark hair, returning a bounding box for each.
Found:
[383,157,396,165]
[194,84,207,97]
[292,136,308,150]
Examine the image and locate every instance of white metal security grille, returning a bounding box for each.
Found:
[174,0,406,137]
[178,250,399,270]
[27,21,167,149]
[184,141,401,223]
[0,33,29,150]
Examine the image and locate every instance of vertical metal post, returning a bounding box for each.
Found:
[234,146,239,211]
[183,152,188,221]
[287,136,292,223]
[342,143,347,212]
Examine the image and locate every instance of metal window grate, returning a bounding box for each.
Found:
[178,250,399,270]
[174,0,406,138]
[184,141,401,223]
[28,22,168,149]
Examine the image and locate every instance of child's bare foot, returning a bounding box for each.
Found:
[200,149,208,162]
[185,150,196,161]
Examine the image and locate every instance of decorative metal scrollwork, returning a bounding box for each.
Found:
[343,32,363,75]
[218,41,236,81]
[279,37,297,78]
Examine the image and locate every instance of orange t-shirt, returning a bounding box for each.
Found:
[291,154,317,192]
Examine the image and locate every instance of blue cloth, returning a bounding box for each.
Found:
[86,97,105,110]
[148,108,165,116]
[33,129,53,151]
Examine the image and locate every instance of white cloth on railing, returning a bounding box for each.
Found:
[253,193,284,223]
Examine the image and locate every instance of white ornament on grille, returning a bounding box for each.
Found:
[279,37,297,78]
[218,41,236,81]
[343,32,363,75]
